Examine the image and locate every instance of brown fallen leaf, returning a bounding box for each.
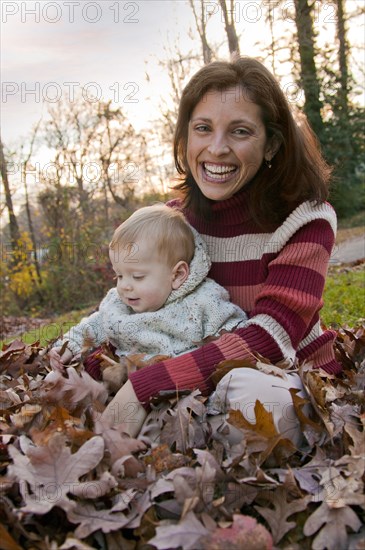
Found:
[0,523,23,550]
[148,510,211,550]
[255,487,311,544]
[30,405,94,447]
[66,502,131,539]
[160,390,206,453]
[8,433,105,514]
[0,340,43,377]
[145,444,189,473]
[211,358,256,386]
[303,501,362,550]
[9,403,42,429]
[228,401,296,464]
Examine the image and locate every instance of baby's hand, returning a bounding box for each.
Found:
[49,346,73,367]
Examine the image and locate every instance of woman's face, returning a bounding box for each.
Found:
[187,85,274,201]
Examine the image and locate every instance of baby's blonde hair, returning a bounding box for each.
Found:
[109,204,195,266]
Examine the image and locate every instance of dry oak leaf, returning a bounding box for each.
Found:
[7,433,105,514]
[228,401,295,463]
[255,360,290,379]
[0,524,23,550]
[317,466,364,508]
[211,358,254,386]
[145,443,189,473]
[330,402,360,438]
[160,390,206,452]
[70,471,118,499]
[148,510,211,550]
[303,501,362,550]
[255,487,311,544]
[299,365,338,437]
[289,388,325,447]
[202,513,273,550]
[59,537,96,549]
[30,405,94,447]
[93,413,146,465]
[65,502,131,539]
[9,403,42,429]
[43,366,108,406]
[0,339,43,377]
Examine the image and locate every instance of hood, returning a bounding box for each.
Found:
[165,225,211,305]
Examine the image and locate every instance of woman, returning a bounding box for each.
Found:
[101,57,341,441]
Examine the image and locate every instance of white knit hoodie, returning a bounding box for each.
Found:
[56,228,248,358]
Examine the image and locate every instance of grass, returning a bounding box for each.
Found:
[2,268,364,349]
[2,210,364,348]
[337,210,365,230]
[321,268,365,328]
[336,210,365,244]
[1,307,94,348]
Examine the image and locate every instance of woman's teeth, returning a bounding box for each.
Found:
[203,163,237,179]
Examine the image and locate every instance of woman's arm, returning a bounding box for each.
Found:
[116,218,341,411]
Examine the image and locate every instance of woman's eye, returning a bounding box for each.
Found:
[233,128,250,136]
[195,124,210,132]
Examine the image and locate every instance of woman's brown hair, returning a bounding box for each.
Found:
[173,57,331,228]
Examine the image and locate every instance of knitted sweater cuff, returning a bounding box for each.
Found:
[129,343,224,409]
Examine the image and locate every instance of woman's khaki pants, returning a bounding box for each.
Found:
[207,368,307,447]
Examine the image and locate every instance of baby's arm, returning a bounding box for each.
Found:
[51,306,111,369]
[101,379,147,436]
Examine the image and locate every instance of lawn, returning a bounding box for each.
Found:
[321,266,364,328]
[2,264,364,348]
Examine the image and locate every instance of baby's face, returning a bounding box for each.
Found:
[110,239,176,313]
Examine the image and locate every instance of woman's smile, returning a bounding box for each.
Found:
[201,162,239,182]
[187,86,274,201]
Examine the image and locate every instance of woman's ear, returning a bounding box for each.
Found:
[265,135,281,161]
[171,261,189,289]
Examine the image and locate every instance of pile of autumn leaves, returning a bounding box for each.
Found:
[0,326,364,550]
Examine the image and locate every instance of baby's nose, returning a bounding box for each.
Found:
[118,278,132,291]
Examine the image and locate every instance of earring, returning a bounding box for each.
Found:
[265,158,272,169]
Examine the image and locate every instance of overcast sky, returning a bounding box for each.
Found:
[1,0,363,149]
[1,0,274,147]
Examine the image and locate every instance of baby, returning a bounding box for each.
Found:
[51,204,247,390]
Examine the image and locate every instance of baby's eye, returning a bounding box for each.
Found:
[133,275,144,280]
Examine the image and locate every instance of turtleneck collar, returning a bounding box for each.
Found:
[186,186,252,229]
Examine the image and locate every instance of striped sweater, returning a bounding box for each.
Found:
[129,189,342,407]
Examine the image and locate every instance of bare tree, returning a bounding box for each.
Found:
[21,121,43,286]
[293,0,324,138]
[219,0,240,55]
[0,137,21,253]
[189,0,213,64]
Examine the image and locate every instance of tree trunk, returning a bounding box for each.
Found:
[336,0,350,119]
[0,137,21,252]
[21,122,43,286]
[294,0,324,138]
[189,0,213,64]
[219,0,240,55]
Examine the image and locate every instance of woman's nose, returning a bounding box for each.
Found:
[207,133,230,156]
